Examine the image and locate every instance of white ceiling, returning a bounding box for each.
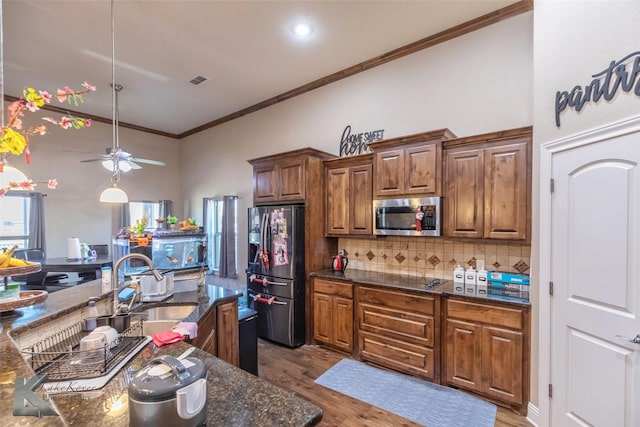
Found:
[3,0,518,137]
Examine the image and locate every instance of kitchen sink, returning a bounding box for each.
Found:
[135,303,198,320]
[140,320,182,335]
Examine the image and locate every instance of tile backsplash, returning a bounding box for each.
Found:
[338,237,531,280]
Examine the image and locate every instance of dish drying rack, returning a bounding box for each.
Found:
[22,320,148,382]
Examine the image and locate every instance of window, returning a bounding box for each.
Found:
[128,201,160,231]
[0,193,30,249]
[204,197,237,274]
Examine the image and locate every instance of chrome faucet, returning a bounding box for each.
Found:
[112,253,163,315]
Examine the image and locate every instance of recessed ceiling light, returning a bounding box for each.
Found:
[292,23,313,37]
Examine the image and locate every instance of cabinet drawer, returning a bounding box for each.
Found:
[314,279,353,298]
[358,286,435,315]
[359,303,434,346]
[446,299,524,330]
[359,331,435,380]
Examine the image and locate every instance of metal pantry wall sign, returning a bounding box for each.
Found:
[339,125,385,156]
[555,51,640,127]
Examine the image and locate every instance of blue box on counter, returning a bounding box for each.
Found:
[488,286,530,302]
[488,281,529,291]
[488,271,530,285]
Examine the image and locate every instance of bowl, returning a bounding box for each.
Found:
[79,334,109,363]
[92,326,119,348]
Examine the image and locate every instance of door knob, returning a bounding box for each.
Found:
[616,334,640,344]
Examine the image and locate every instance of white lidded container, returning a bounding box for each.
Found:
[465,266,477,296]
[453,265,465,283]
[453,264,465,293]
[476,260,488,297]
[101,266,112,294]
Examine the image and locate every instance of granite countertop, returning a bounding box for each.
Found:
[311,268,530,307]
[0,281,322,426]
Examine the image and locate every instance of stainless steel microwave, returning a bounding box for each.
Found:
[373,197,442,237]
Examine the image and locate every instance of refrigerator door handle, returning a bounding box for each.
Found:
[249,274,288,287]
[251,293,287,305]
[263,279,288,287]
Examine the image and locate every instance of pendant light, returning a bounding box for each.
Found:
[100,0,128,203]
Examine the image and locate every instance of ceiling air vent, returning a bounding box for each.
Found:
[189,76,207,85]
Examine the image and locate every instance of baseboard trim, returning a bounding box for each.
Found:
[526,402,540,426]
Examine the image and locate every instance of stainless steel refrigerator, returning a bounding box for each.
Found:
[247,205,305,347]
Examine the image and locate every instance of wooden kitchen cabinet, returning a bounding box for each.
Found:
[357,285,440,382]
[313,278,354,352]
[217,301,239,366]
[325,154,373,236]
[249,148,334,205]
[191,299,240,367]
[443,297,529,414]
[444,127,532,240]
[369,129,454,198]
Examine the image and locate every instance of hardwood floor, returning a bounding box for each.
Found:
[258,339,532,427]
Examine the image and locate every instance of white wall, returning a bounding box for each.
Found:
[7,116,181,257]
[532,0,640,422]
[180,12,533,289]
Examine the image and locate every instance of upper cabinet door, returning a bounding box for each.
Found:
[404,142,440,195]
[445,148,485,238]
[374,149,404,197]
[349,164,373,234]
[326,167,350,235]
[324,154,374,237]
[253,164,279,204]
[278,158,306,201]
[484,142,528,240]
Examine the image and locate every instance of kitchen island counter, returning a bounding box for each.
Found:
[0,281,322,426]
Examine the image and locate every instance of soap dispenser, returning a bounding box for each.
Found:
[84,299,99,331]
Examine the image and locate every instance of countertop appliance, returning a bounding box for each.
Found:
[128,355,207,427]
[373,197,442,237]
[332,253,348,272]
[247,205,305,347]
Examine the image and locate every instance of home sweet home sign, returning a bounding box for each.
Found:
[339,125,385,156]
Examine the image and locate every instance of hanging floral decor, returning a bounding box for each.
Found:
[0,81,96,196]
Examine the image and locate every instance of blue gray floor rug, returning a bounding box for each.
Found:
[315,358,496,427]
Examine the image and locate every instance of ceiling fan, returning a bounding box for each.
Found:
[80,84,166,172]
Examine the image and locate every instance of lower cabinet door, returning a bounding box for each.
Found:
[313,293,332,344]
[481,326,523,405]
[445,318,482,392]
[333,296,353,352]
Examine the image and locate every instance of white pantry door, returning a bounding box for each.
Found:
[550,130,640,426]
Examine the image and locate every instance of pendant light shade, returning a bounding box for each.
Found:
[99,183,128,203]
[0,163,28,190]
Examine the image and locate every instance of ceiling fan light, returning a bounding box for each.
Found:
[102,159,115,171]
[118,161,132,172]
[100,184,128,203]
[101,159,132,172]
